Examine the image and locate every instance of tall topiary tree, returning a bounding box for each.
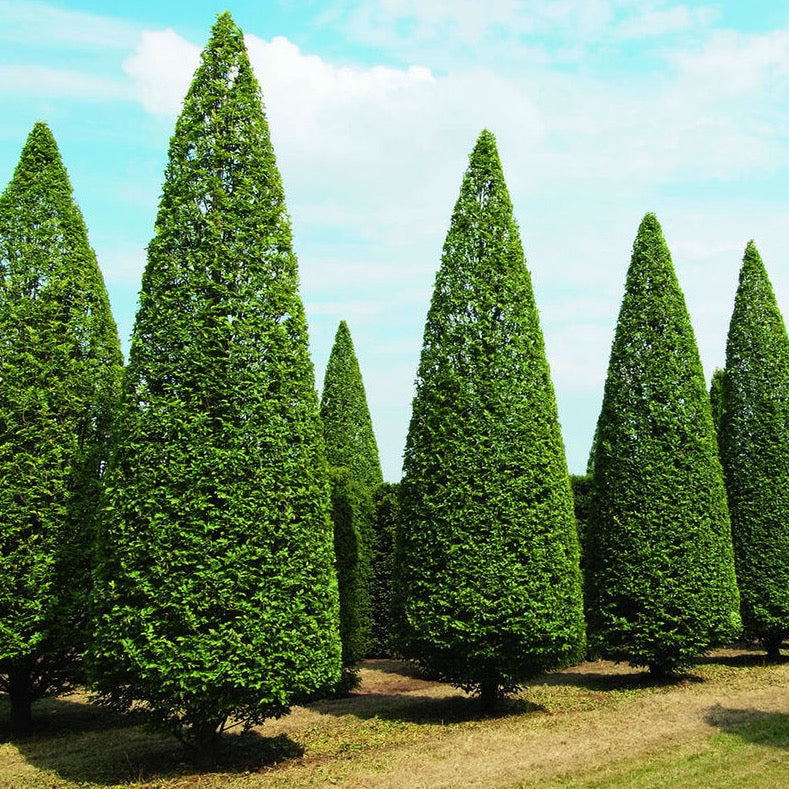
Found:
[89,13,341,762]
[320,321,381,676]
[395,130,586,709]
[718,242,789,659]
[321,320,383,490]
[0,122,123,735]
[586,213,740,676]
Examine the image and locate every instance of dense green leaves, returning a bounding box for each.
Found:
[718,242,789,658]
[321,321,383,490]
[328,467,374,689]
[321,321,381,673]
[586,213,740,674]
[709,368,726,437]
[0,123,123,733]
[368,482,400,657]
[395,130,585,705]
[88,12,341,755]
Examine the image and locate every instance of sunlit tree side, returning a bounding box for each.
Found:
[0,122,122,735]
[89,13,341,763]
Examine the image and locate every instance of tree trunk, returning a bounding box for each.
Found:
[763,635,783,661]
[648,662,670,681]
[185,720,222,770]
[479,678,499,712]
[9,665,33,737]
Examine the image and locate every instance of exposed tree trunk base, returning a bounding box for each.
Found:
[184,722,224,771]
[648,663,673,681]
[479,679,500,713]
[9,667,34,738]
[763,636,783,661]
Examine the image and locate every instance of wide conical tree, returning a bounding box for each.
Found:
[719,242,789,659]
[0,122,122,735]
[395,130,585,709]
[586,213,740,676]
[89,13,341,762]
[320,321,381,676]
[321,320,383,490]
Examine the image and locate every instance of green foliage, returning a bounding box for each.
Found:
[569,474,593,571]
[368,482,400,657]
[328,466,374,690]
[586,213,741,675]
[718,242,789,657]
[320,321,381,671]
[709,368,726,437]
[0,123,123,731]
[395,130,586,704]
[321,321,383,491]
[88,13,341,755]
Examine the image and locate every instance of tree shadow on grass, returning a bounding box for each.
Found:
[3,696,304,785]
[539,664,703,693]
[310,689,545,725]
[705,706,789,750]
[0,692,136,741]
[696,650,789,669]
[362,658,438,680]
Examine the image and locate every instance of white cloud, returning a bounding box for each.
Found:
[117,18,789,478]
[0,0,139,48]
[616,5,701,39]
[123,29,200,116]
[671,27,789,93]
[0,65,129,100]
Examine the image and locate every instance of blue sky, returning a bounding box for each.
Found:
[2,0,789,481]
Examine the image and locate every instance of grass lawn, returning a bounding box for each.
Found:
[1,647,786,788]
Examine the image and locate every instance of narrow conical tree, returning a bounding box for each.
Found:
[0,123,122,735]
[396,130,585,708]
[320,321,381,676]
[321,321,383,490]
[586,213,740,675]
[89,13,341,761]
[719,242,789,659]
[709,367,726,437]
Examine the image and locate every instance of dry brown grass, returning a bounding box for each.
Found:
[1,647,787,788]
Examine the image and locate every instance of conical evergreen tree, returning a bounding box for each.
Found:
[586,213,740,675]
[321,321,383,490]
[395,130,585,708]
[89,13,341,761]
[0,122,123,735]
[320,321,381,676]
[719,242,789,659]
